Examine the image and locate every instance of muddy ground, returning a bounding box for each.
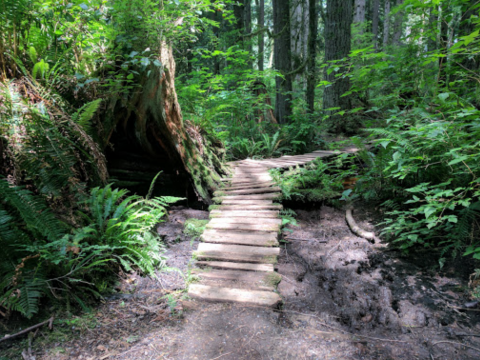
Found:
[2,205,480,360]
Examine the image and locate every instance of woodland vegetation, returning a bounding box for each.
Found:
[0,0,479,324]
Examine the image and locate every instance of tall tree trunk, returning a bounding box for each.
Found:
[291,0,309,86]
[383,0,391,48]
[234,0,253,67]
[427,6,438,52]
[306,0,317,114]
[372,0,380,50]
[392,0,404,45]
[323,0,353,134]
[256,0,265,71]
[106,44,226,202]
[273,0,293,123]
[438,4,448,87]
[354,0,366,28]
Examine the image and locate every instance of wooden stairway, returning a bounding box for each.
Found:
[188,150,339,307]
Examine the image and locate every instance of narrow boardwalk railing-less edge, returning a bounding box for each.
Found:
[188,150,339,307]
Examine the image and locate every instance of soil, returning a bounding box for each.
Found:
[2,205,480,360]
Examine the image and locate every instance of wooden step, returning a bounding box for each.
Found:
[196,261,274,272]
[217,193,281,201]
[222,182,276,191]
[188,284,282,307]
[209,210,279,218]
[220,199,274,205]
[206,221,280,233]
[210,204,283,211]
[201,229,279,247]
[192,270,281,291]
[215,186,281,196]
[208,217,282,226]
[198,243,280,256]
[195,249,277,263]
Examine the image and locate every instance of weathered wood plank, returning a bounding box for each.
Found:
[198,243,280,256]
[201,230,279,247]
[206,221,280,233]
[208,217,282,226]
[209,210,279,218]
[195,250,277,263]
[196,261,274,272]
[215,186,281,196]
[188,284,282,307]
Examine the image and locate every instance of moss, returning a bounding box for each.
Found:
[262,272,282,287]
[265,239,279,247]
[263,255,278,264]
[212,197,223,204]
[208,205,220,211]
[183,219,209,239]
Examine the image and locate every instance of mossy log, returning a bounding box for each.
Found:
[104,44,227,202]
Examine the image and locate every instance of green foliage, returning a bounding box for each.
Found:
[0,182,180,318]
[271,155,356,203]
[184,219,209,240]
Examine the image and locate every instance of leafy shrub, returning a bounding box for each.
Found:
[0,182,180,318]
[271,155,356,202]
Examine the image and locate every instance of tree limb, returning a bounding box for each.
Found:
[0,316,54,343]
[345,206,376,242]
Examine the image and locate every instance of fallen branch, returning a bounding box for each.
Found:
[0,316,54,343]
[346,206,376,242]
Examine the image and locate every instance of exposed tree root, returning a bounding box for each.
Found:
[346,206,376,242]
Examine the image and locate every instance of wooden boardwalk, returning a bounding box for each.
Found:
[188,150,339,307]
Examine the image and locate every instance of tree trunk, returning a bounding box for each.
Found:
[354,0,366,25]
[372,0,380,50]
[383,0,391,48]
[256,0,265,71]
[106,44,226,202]
[273,0,293,124]
[306,0,317,113]
[427,6,438,52]
[291,0,308,86]
[392,0,404,45]
[234,0,253,67]
[438,4,448,87]
[252,81,278,123]
[323,0,353,134]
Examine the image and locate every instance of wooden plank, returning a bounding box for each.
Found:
[211,204,283,211]
[222,182,276,190]
[208,217,282,226]
[215,186,281,196]
[192,270,281,291]
[188,284,282,307]
[195,250,277,263]
[220,199,275,205]
[198,243,280,256]
[209,210,279,218]
[196,261,274,272]
[206,222,280,233]
[217,193,281,201]
[201,230,279,247]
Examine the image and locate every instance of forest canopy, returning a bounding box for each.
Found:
[0,0,480,320]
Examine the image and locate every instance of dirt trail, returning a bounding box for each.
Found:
[3,206,480,360]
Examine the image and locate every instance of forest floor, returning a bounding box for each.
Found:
[3,205,480,360]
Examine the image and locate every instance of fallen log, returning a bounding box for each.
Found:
[345,206,376,242]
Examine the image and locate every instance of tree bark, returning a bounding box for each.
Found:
[372,0,380,50]
[392,0,404,45]
[306,0,317,113]
[106,44,226,202]
[427,6,438,52]
[256,0,265,71]
[383,0,391,48]
[273,0,293,124]
[234,0,253,67]
[252,81,278,123]
[354,0,366,25]
[323,0,353,134]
